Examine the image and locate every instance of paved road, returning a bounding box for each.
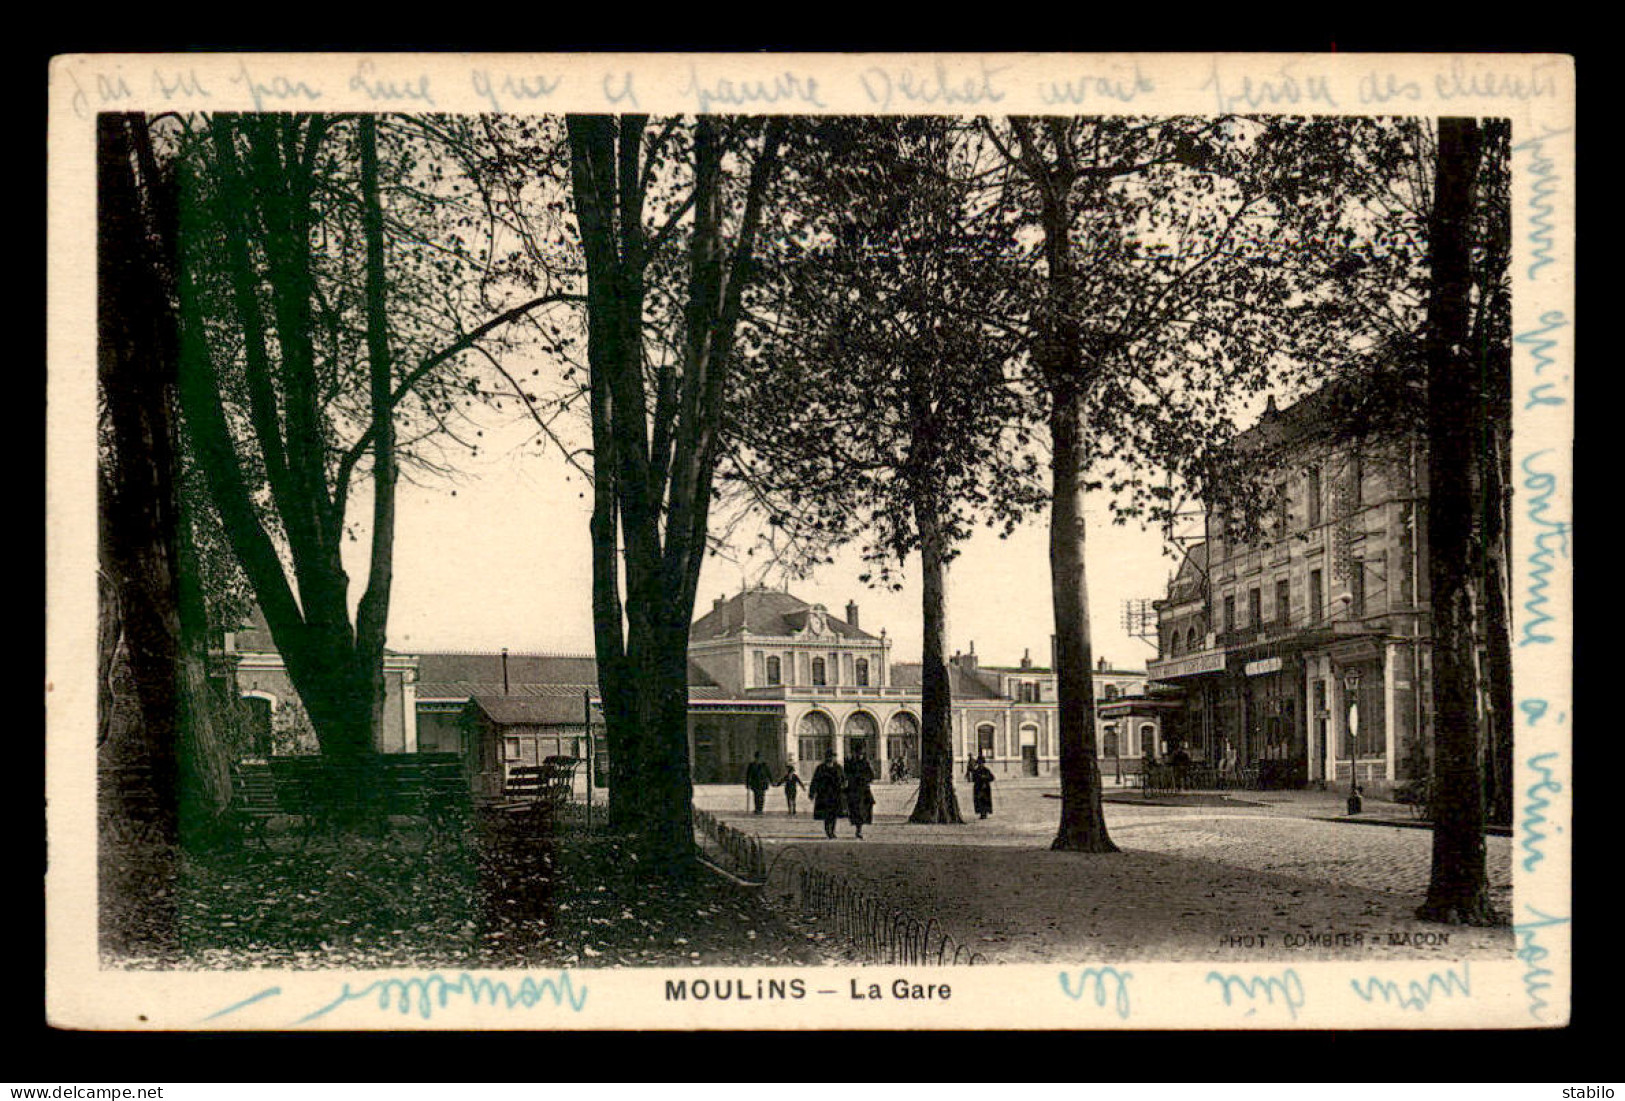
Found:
[699,780,1511,904]
[695,780,1514,962]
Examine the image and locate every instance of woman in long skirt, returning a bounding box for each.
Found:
[845,744,876,839]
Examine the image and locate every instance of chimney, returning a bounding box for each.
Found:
[1097,655,1108,673]
[1020,648,1032,671]
[958,642,979,674]
[1050,634,1057,671]
[846,600,859,629]
[713,594,727,615]
[1264,394,1279,416]
[501,647,510,695]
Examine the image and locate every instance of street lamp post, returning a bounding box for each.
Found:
[1343,667,1363,815]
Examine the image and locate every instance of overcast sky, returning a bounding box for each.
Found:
[374,405,1178,671]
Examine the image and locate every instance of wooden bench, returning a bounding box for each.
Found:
[482,756,580,835]
[231,753,470,846]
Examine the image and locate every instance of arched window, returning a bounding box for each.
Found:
[1186,627,1199,653]
[797,711,834,764]
[1103,726,1119,757]
[765,656,781,686]
[886,711,919,771]
[1140,724,1157,758]
[855,658,870,687]
[811,657,827,686]
[844,711,878,758]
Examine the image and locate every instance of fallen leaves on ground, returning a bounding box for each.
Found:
[99,816,824,971]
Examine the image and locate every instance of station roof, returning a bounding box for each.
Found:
[690,588,879,643]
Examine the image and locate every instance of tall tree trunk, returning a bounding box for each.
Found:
[567,113,644,829]
[1474,118,1516,831]
[97,112,183,849]
[565,116,781,867]
[174,493,238,845]
[1014,118,1117,854]
[175,115,386,797]
[1049,381,1117,852]
[97,494,122,753]
[1417,117,1498,925]
[354,113,397,753]
[636,619,698,874]
[910,499,963,823]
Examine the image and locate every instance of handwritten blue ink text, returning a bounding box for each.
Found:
[1205,968,1305,1020]
[1350,961,1471,1011]
[1513,906,1569,1022]
[1058,967,1133,1019]
[1519,448,1569,647]
[1520,751,1563,872]
[297,970,588,1024]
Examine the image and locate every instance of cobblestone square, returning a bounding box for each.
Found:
[696,778,1514,963]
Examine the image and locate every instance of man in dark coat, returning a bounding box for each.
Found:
[971,756,995,819]
[845,743,876,839]
[809,749,845,838]
[745,751,772,815]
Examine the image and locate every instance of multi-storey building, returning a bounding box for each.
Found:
[227,587,1159,792]
[1147,388,1431,796]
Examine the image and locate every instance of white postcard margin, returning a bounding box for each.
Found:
[46,51,1575,1030]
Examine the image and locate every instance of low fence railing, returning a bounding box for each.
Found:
[691,806,986,966]
[765,849,987,967]
[1138,763,1295,793]
[692,806,767,881]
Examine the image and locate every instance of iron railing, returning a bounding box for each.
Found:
[691,807,986,966]
[765,848,987,966]
[692,806,767,880]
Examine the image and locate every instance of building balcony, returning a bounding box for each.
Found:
[1214,623,1300,651]
[784,685,918,700]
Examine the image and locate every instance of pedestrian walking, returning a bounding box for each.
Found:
[745,751,772,815]
[777,761,804,815]
[810,749,845,839]
[971,755,995,819]
[846,743,876,839]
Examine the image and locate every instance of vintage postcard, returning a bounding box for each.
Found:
[47,51,1574,1030]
